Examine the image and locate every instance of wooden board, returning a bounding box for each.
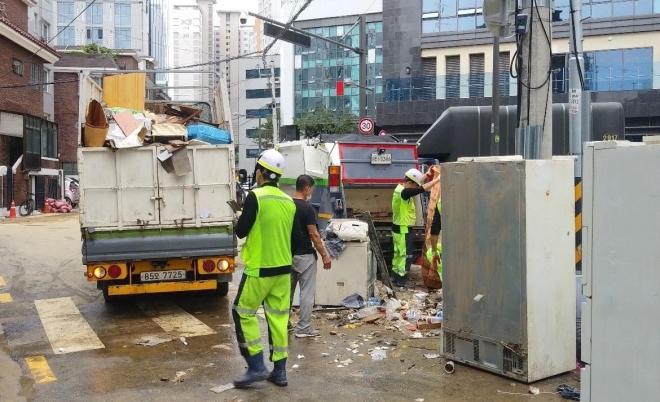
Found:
[102,73,146,111]
[421,165,442,289]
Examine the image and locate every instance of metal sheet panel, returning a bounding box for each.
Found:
[0,112,23,137]
[337,143,418,185]
[582,141,660,402]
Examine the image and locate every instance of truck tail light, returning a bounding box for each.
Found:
[202,260,215,273]
[93,267,106,279]
[108,265,121,278]
[217,260,230,272]
[329,165,341,193]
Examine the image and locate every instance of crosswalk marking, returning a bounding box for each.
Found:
[138,301,216,337]
[25,356,56,384]
[0,293,12,303]
[34,297,105,355]
[0,276,6,287]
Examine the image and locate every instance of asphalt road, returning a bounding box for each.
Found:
[0,214,579,402]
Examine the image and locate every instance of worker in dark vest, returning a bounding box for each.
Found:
[232,149,304,388]
[391,168,440,287]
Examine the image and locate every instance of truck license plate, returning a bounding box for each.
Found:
[140,270,186,282]
[371,153,392,165]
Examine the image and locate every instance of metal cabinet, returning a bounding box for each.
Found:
[581,141,660,401]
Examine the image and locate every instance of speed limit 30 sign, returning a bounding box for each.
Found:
[358,118,374,134]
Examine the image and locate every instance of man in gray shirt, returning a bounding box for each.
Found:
[290,175,332,338]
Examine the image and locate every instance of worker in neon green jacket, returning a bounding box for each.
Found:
[391,168,440,288]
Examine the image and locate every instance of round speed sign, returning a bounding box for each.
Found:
[358,118,374,134]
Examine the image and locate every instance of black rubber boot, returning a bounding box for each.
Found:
[267,358,288,387]
[395,275,414,289]
[233,352,269,388]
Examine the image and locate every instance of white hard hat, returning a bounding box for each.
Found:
[257,149,285,175]
[404,169,423,185]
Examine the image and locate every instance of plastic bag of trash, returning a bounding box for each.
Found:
[187,124,231,144]
[355,306,380,319]
[557,384,580,401]
[341,293,365,309]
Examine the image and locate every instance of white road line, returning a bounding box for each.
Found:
[34,297,105,355]
[137,301,216,338]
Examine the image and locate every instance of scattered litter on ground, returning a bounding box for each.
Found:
[529,386,540,395]
[297,354,305,359]
[180,337,187,346]
[341,293,365,309]
[171,370,189,383]
[415,399,425,402]
[410,332,424,339]
[337,364,344,368]
[212,344,232,351]
[326,313,340,320]
[496,387,559,397]
[219,324,231,328]
[136,335,173,346]
[340,358,354,365]
[204,363,215,367]
[292,364,300,369]
[423,354,440,359]
[209,383,235,394]
[473,294,484,302]
[557,384,580,400]
[160,377,169,382]
[371,349,387,360]
[330,331,338,335]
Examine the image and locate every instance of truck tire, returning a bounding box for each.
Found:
[211,281,229,298]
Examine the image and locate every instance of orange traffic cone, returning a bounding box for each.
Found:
[9,200,17,219]
[43,203,51,213]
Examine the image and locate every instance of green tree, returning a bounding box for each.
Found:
[250,113,276,151]
[294,108,356,138]
[65,44,118,60]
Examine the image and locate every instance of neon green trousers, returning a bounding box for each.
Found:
[392,230,413,277]
[426,243,443,278]
[232,273,291,362]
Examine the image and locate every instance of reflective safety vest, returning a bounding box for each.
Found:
[392,184,416,228]
[241,185,296,276]
[437,200,442,214]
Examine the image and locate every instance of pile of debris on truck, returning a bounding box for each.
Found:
[83,99,232,175]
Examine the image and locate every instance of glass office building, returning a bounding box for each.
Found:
[293,21,383,118]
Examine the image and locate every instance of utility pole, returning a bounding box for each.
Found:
[491,36,500,156]
[568,0,586,175]
[269,63,278,145]
[519,0,553,159]
[358,15,367,119]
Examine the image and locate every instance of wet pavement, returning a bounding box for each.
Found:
[0,214,579,401]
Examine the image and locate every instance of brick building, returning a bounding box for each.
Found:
[0,0,60,213]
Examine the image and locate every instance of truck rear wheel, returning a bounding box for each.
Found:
[211,281,229,298]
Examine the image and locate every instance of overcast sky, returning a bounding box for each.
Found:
[214,0,258,12]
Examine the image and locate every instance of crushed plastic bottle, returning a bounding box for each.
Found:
[366,297,380,307]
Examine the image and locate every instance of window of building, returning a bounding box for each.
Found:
[58,2,75,24]
[12,59,24,76]
[469,53,485,98]
[41,121,58,159]
[57,26,75,46]
[86,3,103,25]
[115,29,131,48]
[246,128,258,138]
[115,3,132,26]
[246,109,271,118]
[498,52,510,96]
[86,28,103,45]
[246,88,279,99]
[445,55,460,99]
[30,62,42,92]
[422,0,486,33]
[246,148,260,158]
[43,69,51,93]
[551,53,568,94]
[42,22,50,42]
[422,57,437,100]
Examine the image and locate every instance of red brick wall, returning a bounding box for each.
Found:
[117,55,138,71]
[0,41,46,117]
[5,0,29,31]
[54,72,80,164]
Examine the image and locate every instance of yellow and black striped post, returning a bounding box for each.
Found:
[575,177,582,272]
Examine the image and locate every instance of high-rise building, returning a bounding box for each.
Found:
[239,25,254,56]
[279,0,384,126]
[213,10,240,128]
[168,0,215,102]
[54,0,149,54]
[257,0,281,50]
[149,0,169,84]
[169,0,204,100]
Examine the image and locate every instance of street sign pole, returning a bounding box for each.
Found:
[492,36,500,156]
